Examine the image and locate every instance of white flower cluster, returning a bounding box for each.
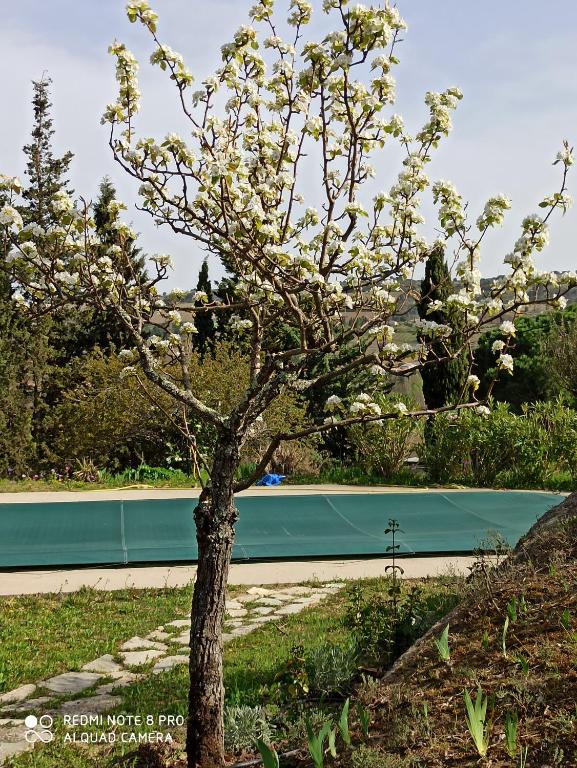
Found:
[476,194,511,231]
[432,180,465,237]
[497,353,514,374]
[126,1,158,32]
[0,174,22,194]
[416,319,452,338]
[102,42,140,127]
[0,206,23,231]
[467,374,480,392]
[349,392,381,417]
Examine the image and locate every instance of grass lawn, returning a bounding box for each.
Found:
[0,586,193,691]
[1,576,463,767]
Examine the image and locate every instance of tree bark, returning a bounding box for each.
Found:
[187,440,239,768]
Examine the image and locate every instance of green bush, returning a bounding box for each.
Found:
[305,641,358,696]
[223,705,274,754]
[423,399,577,488]
[348,395,422,480]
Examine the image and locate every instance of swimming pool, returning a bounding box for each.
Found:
[0,490,561,568]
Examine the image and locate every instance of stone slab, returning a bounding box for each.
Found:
[171,631,190,646]
[275,603,305,616]
[250,615,277,624]
[229,625,259,637]
[0,738,33,764]
[56,694,122,717]
[42,672,102,695]
[109,673,139,689]
[152,656,189,674]
[120,636,167,652]
[165,619,190,628]
[82,655,124,675]
[3,696,53,714]
[253,597,283,607]
[0,685,36,706]
[119,650,165,667]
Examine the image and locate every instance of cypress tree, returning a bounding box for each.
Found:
[418,245,469,410]
[194,258,216,357]
[20,77,73,228]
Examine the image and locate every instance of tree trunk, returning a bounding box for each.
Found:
[187,441,239,768]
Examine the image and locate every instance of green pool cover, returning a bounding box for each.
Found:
[0,491,561,568]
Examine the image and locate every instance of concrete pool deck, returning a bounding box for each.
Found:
[0,483,563,503]
[0,555,481,596]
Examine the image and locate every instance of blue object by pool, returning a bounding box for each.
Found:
[255,474,286,486]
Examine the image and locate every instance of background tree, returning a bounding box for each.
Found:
[475,304,577,410]
[0,183,35,473]
[16,77,75,462]
[3,2,575,765]
[193,258,216,357]
[20,77,74,229]
[544,308,577,403]
[418,244,470,411]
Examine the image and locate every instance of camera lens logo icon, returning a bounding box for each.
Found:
[24,714,54,744]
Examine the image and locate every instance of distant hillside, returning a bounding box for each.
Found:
[392,275,577,322]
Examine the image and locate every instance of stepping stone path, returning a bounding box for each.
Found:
[0,581,343,764]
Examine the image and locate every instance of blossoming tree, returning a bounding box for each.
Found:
[1,0,575,764]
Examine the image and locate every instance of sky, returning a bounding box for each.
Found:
[1,0,576,288]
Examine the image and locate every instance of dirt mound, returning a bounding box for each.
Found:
[347,492,577,766]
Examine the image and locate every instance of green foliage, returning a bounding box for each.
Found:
[43,350,189,471]
[0,661,6,694]
[338,699,351,747]
[504,709,519,758]
[433,623,451,662]
[502,616,510,659]
[422,400,577,489]
[357,706,371,739]
[507,596,518,623]
[256,739,280,768]
[544,312,577,404]
[463,687,491,758]
[418,245,470,410]
[475,305,577,410]
[0,273,36,474]
[303,340,384,461]
[514,654,529,676]
[306,642,358,696]
[274,644,309,700]
[344,576,461,667]
[83,177,148,352]
[305,717,335,768]
[20,77,74,229]
[223,705,275,755]
[348,395,422,480]
[351,746,414,768]
[193,258,216,357]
